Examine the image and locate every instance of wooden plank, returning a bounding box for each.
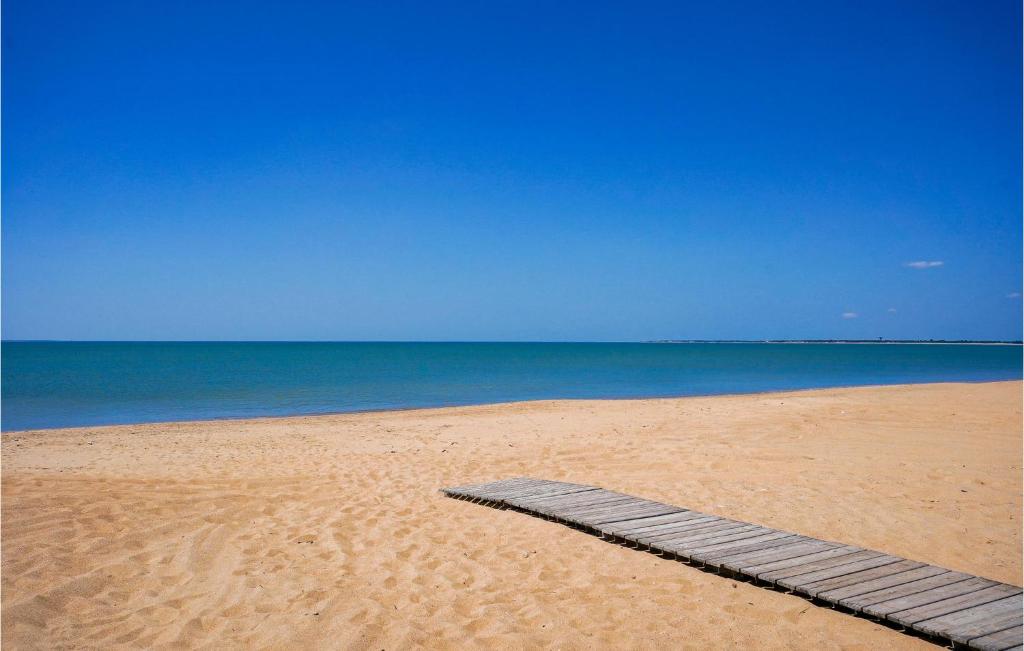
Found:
[505,487,604,506]
[738,545,864,579]
[491,483,586,499]
[666,530,788,557]
[642,519,748,538]
[545,497,640,516]
[625,515,726,535]
[555,497,650,516]
[753,549,880,583]
[504,491,604,510]
[717,541,838,573]
[913,594,1022,643]
[505,484,603,501]
[647,524,761,548]
[777,555,905,592]
[816,565,949,604]
[443,477,1023,650]
[585,505,682,526]
[862,576,999,619]
[558,500,656,521]
[701,537,819,567]
[633,520,744,544]
[645,523,761,547]
[792,559,927,598]
[968,624,1024,651]
[628,518,728,545]
[685,533,801,562]
[835,571,974,611]
[884,584,1020,626]
[515,488,620,506]
[949,614,1023,647]
[530,498,634,517]
[601,511,709,535]
[574,499,666,516]
[470,482,578,500]
[660,525,772,550]
[526,493,634,514]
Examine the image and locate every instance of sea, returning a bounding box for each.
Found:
[1,341,1020,431]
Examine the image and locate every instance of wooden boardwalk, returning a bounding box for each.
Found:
[443,478,1022,650]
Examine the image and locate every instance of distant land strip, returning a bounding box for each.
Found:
[650,339,1023,345]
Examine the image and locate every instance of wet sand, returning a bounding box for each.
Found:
[2,381,1021,649]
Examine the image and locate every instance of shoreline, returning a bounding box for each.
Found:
[4,378,1022,435]
[651,340,1024,345]
[3,381,1021,649]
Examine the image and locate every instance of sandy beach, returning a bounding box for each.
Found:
[2,381,1021,650]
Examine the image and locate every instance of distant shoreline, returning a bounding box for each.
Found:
[649,340,1023,346]
[4,379,1020,433]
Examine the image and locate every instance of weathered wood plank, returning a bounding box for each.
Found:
[755,549,882,583]
[526,493,633,514]
[777,555,905,592]
[629,518,729,545]
[792,559,927,598]
[661,526,773,550]
[816,564,949,604]
[466,481,579,500]
[555,497,649,515]
[632,520,743,544]
[601,511,709,535]
[835,571,974,611]
[517,487,619,504]
[701,537,819,567]
[738,545,863,579]
[493,483,587,499]
[862,576,999,619]
[885,584,1020,626]
[505,487,604,506]
[545,497,640,516]
[685,533,801,563]
[914,594,1021,643]
[443,477,1022,650]
[584,505,682,526]
[968,624,1024,651]
[646,523,762,547]
[557,497,651,517]
[717,541,838,573]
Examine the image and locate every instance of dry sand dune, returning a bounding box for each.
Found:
[2,381,1021,649]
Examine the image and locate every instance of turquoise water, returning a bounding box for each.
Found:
[1,342,1020,431]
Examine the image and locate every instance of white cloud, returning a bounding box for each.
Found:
[842,312,858,319]
[1008,292,1021,299]
[887,308,897,313]
[904,260,944,269]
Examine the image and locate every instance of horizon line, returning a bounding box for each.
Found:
[3,339,1022,345]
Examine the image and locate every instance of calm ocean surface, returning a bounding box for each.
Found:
[1,342,1020,431]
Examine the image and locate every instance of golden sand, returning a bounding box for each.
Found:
[2,381,1021,649]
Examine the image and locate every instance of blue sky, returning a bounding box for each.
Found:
[3,0,1021,341]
